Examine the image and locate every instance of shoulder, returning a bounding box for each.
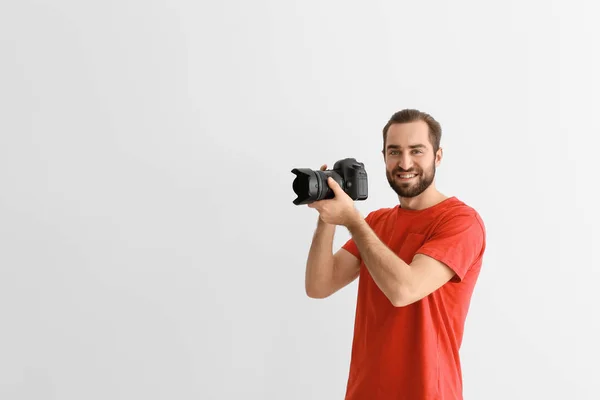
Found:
[416,198,487,277]
[441,197,484,224]
[363,206,396,225]
[431,197,486,240]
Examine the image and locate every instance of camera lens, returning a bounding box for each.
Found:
[291,168,320,205]
[291,168,343,205]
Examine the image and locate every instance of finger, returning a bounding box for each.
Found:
[307,201,321,209]
[320,164,327,171]
[309,200,323,209]
[327,177,344,194]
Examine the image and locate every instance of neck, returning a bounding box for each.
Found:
[398,183,448,211]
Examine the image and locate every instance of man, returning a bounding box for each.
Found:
[304,109,486,399]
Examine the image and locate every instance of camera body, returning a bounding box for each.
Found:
[291,158,368,205]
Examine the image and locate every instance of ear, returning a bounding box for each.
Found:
[435,147,443,167]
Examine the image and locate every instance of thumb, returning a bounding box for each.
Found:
[327,177,344,194]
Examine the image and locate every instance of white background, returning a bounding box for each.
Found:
[1,0,598,399]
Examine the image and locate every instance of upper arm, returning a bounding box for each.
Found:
[395,254,456,306]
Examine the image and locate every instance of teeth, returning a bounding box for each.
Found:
[399,174,415,178]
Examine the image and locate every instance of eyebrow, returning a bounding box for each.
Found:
[386,144,427,150]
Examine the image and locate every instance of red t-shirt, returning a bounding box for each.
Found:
[341,196,486,400]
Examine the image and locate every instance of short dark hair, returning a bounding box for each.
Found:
[382,109,442,154]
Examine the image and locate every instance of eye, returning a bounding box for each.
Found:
[411,149,423,155]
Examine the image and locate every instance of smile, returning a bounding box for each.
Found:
[397,173,417,180]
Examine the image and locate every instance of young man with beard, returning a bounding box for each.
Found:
[304,109,486,400]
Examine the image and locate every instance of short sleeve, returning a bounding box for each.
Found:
[342,236,360,260]
[415,212,486,282]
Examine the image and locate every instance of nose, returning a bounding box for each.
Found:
[397,154,413,171]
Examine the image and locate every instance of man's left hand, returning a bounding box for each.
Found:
[308,177,361,227]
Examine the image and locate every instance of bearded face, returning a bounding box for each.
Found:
[386,158,436,198]
[383,121,440,199]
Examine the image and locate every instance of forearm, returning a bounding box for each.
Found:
[305,218,336,296]
[346,212,410,305]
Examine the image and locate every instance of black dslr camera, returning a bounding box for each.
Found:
[291,158,368,205]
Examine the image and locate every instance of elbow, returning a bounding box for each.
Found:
[306,289,324,299]
[305,285,330,299]
[390,296,408,307]
[389,287,413,307]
